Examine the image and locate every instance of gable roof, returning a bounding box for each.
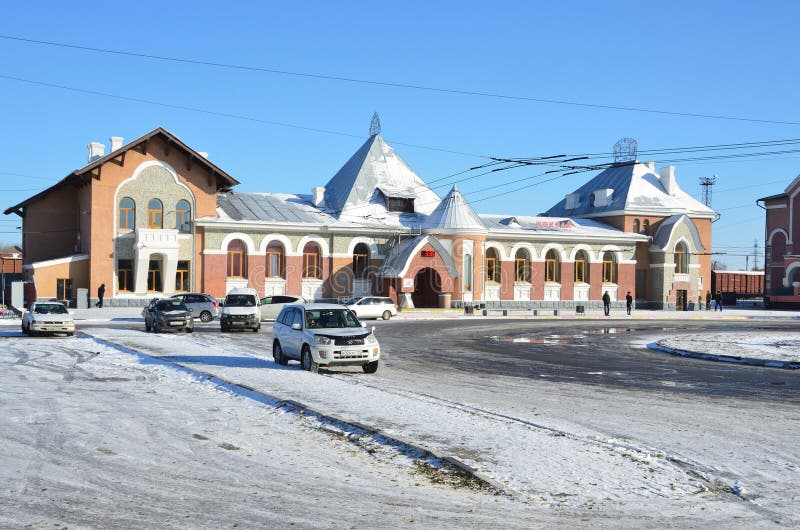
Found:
[424,185,487,234]
[321,134,440,219]
[4,127,239,216]
[649,214,705,252]
[377,235,460,279]
[544,161,716,219]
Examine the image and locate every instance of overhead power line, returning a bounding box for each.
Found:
[0,74,488,159]
[1,34,799,127]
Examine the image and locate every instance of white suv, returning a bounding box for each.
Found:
[272,303,380,373]
[221,287,261,332]
[345,296,398,320]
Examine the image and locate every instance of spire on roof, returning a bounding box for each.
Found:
[425,186,486,234]
[369,112,381,137]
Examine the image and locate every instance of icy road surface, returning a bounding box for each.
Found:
[2,324,798,528]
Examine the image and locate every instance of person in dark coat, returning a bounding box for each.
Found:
[714,290,723,311]
[602,291,611,316]
[705,290,712,310]
[625,291,633,315]
[95,283,105,308]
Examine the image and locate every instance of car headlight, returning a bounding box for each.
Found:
[365,333,378,344]
[314,335,332,345]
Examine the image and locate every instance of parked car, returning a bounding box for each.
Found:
[345,296,398,320]
[143,298,194,333]
[22,301,75,336]
[170,292,220,322]
[221,287,261,332]
[259,294,305,321]
[272,303,380,374]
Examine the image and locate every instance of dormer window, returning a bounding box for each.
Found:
[387,197,414,213]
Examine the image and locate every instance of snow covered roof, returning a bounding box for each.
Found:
[377,235,459,278]
[423,186,487,234]
[649,214,705,252]
[544,162,716,219]
[480,214,645,241]
[321,134,441,219]
[212,191,356,227]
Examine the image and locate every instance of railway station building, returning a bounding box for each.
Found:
[4,122,715,310]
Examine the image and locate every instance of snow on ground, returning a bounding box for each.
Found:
[0,332,552,529]
[658,332,800,364]
[3,309,800,527]
[78,326,771,524]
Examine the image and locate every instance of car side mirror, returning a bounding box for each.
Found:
[361,322,367,328]
[371,326,376,334]
[69,311,75,316]
[291,323,301,330]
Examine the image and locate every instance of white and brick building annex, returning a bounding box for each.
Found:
[3,119,716,310]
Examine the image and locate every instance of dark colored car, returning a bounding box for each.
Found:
[143,298,194,333]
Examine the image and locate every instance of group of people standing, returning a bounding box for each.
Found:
[602,291,634,317]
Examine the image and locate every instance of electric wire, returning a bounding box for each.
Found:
[1,34,798,126]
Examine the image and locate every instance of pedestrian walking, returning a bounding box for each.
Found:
[714,290,723,311]
[705,290,712,310]
[625,291,633,315]
[602,291,611,316]
[95,283,105,308]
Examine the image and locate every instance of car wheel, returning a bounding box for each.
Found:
[67,332,74,337]
[221,325,228,332]
[186,327,193,333]
[382,310,392,320]
[21,322,27,335]
[301,346,318,373]
[253,323,260,332]
[362,360,379,374]
[145,321,151,332]
[199,311,213,323]
[153,322,161,333]
[273,341,288,366]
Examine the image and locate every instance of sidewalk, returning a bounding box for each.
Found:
[2,304,799,325]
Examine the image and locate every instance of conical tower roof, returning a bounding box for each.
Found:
[424,185,487,234]
[322,133,440,219]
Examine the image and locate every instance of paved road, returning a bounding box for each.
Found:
[90,317,800,402]
[376,318,800,402]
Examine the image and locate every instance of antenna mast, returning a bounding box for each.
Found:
[700,175,717,207]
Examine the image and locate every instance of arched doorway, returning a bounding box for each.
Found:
[412,268,441,308]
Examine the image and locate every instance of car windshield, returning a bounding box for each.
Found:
[225,295,255,307]
[33,304,68,314]
[344,297,363,305]
[305,309,360,329]
[156,300,188,311]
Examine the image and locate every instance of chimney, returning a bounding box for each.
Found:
[645,161,656,171]
[564,193,580,209]
[659,166,678,195]
[312,187,326,207]
[592,188,614,207]
[198,152,209,159]
[110,136,124,152]
[88,142,105,162]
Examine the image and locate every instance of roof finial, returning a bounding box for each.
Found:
[369,112,381,137]
[613,137,638,163]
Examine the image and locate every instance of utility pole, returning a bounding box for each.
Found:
[700,175,717,207]
[753,238,759,271]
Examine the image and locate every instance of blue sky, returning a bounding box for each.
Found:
[1,1,798,269]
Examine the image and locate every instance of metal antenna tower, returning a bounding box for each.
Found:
[700,174,717,207]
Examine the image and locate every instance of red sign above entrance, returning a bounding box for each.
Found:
[421,250,435,257]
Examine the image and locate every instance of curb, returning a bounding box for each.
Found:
[87,333,512,497]
[648,341,800,370]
